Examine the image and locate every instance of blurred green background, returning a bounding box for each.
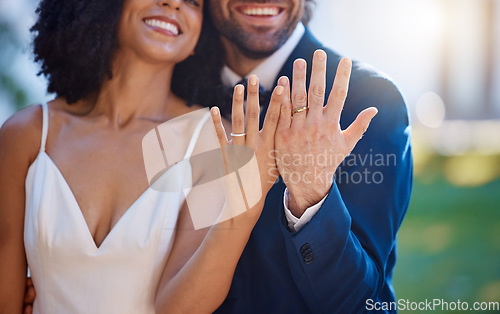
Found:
[1,0,499,312]
[393,148,500,313]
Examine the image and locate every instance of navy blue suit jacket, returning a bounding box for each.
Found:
[214,29,413,313]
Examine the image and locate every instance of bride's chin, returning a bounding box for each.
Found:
[115,39,195,66]
[117,51,191,67]
[143,49,194,65]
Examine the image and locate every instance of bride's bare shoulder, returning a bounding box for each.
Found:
[0,103,46,164]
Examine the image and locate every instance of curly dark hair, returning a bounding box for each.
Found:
[31,0,124,104]
[31,0,224,105]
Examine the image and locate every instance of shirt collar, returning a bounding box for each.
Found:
[221,22,305,90]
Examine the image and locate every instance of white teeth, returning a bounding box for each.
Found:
[242,7,279,16]
[145,19,179,35]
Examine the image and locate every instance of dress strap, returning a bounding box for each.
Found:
[182,110,211,160]
[40,103,49,152]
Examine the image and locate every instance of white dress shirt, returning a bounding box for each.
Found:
[220,23,327,232]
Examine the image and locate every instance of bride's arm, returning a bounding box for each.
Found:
[0,106,41,313]
[156,195,265,314]
[155,77,286,314]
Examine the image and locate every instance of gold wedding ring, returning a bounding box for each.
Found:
[292,106,308,115]
[230,132,246,137]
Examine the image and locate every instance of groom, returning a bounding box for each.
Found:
[24,0,412,312]
[206,0,412,313]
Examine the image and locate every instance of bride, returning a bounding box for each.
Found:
[0,0,285,312]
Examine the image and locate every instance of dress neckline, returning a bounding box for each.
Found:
[33,103,210,249]
[33,151,154,249]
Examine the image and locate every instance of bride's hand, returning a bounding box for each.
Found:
[210,75,284,215]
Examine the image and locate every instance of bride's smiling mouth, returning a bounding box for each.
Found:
[143,16,182,37]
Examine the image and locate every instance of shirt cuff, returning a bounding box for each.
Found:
[283,187,328,232]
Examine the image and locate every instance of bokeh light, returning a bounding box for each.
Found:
[416,92,446,128]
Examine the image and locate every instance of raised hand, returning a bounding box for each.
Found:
[210,75,284,218]
[275,50,378,217]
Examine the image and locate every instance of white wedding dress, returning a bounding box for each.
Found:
[24,103,210,313]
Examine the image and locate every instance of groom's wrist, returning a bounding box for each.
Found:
[288,187,329,218]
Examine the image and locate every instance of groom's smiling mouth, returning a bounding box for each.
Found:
[232,4,286,26]
[237,5,283,17]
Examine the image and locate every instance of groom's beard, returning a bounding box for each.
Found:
[209,0,302,59]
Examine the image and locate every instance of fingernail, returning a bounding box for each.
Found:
[343,58,352,68]
[276,86,283,95]
[296,59,306,69]
[211,107,219,115]
[249,75,257,85]
[278,77,288,86]
[317,50,326,61]
[236,84,244,95]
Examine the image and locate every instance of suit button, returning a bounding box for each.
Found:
[300,243,311,254]
[303,252,314,264]
[300,243,314,264]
